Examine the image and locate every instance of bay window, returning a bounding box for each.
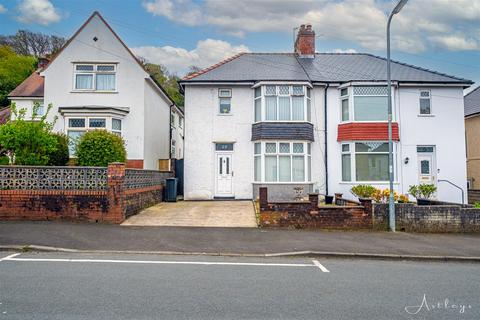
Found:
[254,85,311,122]
[341,142,393,182]
[74,64,116,91]
[340,86,390,122]
[254,141,311,183]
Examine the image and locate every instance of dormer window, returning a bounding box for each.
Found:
[74,63,116,92]
[254,84,311,122]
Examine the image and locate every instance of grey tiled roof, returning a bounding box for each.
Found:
[465,87,480,117]
[181,53,472,85]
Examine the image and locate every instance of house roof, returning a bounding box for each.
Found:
[180,53,473,86]
[465,86,480,117]
[8,70,44,98]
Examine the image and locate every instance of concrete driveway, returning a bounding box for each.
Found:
[122,201,257,228]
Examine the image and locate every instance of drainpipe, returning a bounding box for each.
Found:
[169,104,173,160]
[324,84,329,195]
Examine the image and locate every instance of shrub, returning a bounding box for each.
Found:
[474,202,480,209]
[47,133,69,166]
[0,155,9,165]
[350,185,377,199]
[75,130,126,167]
[408,184,437,200]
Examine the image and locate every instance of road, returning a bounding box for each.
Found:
[0,252,479,319]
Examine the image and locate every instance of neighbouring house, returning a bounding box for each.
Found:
[170,106,184,159]
[8,11,184,169]
[179,24,472,203]
[465,86,480,189]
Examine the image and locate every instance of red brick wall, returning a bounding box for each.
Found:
[124,186,163,218]
[126,159,144,169]
[337,122,399,141]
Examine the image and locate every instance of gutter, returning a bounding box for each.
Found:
[324,84,329,196]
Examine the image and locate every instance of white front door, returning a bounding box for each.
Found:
[418,153,435,185]
[215,153,233,197]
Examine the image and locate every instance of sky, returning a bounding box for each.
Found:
[0,0,479,92]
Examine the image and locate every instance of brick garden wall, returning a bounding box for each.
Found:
[468,189,480,204]
[258,187,373,229]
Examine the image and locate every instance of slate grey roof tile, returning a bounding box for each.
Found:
[465,86,480,117]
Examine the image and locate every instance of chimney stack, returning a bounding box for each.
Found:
[38,57,50,69]
[294,24,315,58]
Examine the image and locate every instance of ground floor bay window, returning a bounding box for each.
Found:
[341,142,395,182]
[254,141,311,183]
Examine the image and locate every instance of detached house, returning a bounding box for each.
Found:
[8,11,184,169]
[180,24,472,203]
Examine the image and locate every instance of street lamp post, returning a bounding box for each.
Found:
[387,0,408,232]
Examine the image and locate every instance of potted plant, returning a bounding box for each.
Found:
[408,184,437,205]
[350,185,377,200]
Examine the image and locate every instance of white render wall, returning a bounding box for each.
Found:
[9,98,44,120]
[170,109,184,159]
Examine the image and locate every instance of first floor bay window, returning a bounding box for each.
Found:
[341,142,392,182]
[254,141,311,183]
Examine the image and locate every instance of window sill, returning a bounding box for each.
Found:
[417,114,435,117]
[217,113,233,116]
[339,181,400,185]
[252,182,313,185]
[70,90,118,94]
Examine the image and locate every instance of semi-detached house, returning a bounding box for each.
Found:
[179,24,473,203]
[8,11,184,169]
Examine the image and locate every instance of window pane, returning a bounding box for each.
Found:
[342,144,350,152]
[354,96,388,121]
[293,143,304,153]
[420,91,430,98]
[37,105,44,116]
[278,85,289,95]
[342,154,351,181]
[69,118,85,128]
[342,98,349,121]
[356,154,389,181]
[254,143,261,155]
[307,99,311,122]
[96,74,115,91]
[219,89,232,98]
[292,156,305,182]
[254,98,261,122]
[265,156,277,182]
[292,85,304,95]
[75,74,93,89]
[306,87,311,98]
[97,65,115,71]
[219,98,231,114]
[307,156,311,182]
[278,97,290,120]
[354,86,388,96]
[417,146,434,153]
[420,98,431,114]
[254,156,261,181]
[421,160,430,174]
[265,85,276,95]
[279,143,290,153]
[265,143,276,153]
[292,96,304,120]
[76,65,94,71]
[67,130,84,155]
[112,119,122,131]
[254,87,261,98]
[265,96,277,120]
[279,156,291,182]
[341,88,348,96]
[89,118,106,128]
[215,143,233,151]
[355,142,389,153]
[307,143,311,155]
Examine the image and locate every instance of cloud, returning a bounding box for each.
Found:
[16,0,61,25]
[142,0,480,53]
[0,4,7,13]
[132,39,250,75]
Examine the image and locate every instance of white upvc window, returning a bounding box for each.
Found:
[340,86,391,122]
[419,90,432,115]
[219,88,232,114]
[341,142,395,182]
[253,141,311,183]
[73,64,116,92]
[65,116,122,155]
[254,85,311,122]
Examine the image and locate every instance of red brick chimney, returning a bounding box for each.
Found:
[295,24,315,58]
[38,57,50,69]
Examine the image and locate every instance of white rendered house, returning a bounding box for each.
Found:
[8,12,184,169]
[180,24,472,203]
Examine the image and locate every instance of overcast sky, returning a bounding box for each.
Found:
[0,0,478,91]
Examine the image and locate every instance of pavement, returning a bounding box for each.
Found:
[1,251,479,319]
[121,200,257,227]
[1,221,480,261]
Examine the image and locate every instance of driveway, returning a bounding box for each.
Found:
[121,201,257,228]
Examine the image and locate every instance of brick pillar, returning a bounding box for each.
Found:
[308,193,319,209]
[259,187,268,211]
[334,193,343,205]
[359,198,373,217]
[106,163,126,223]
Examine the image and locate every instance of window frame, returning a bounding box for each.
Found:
[73,63,117,92]
[253,141,312,183]
[218,88,232,115]
[419,90,432,116]
[340,86,393,123]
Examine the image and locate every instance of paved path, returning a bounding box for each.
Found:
[1,222,480,258]
[1,252,479,319]
[122,201,257,227]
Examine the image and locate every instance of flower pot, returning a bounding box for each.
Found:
[325,195,334,205]
[416,198,431,206]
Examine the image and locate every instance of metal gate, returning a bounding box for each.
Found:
[175,159,184,196]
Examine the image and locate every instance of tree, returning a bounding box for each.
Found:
[0,102,58,165]
[0,45,37,107]
[143,62,184,107]
[75,130,126,167]
[186,65,201,76]
[47,133,70,166]
[0,30,66,57]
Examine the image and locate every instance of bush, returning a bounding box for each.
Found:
[0,155,9,165]
[75,130,126,167]
[408,184,437,200]
[47,133,69,166]
[350,185,377,199]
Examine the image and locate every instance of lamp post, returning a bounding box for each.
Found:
[387,0,408,232]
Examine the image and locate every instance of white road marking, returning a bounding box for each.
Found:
[312,259,330,272]
[0,253,21,261]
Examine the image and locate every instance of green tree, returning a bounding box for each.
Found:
[0,45,37,107]
[0,102,58,165]
[75,130,126,167]
[144,62,184,107]
[47,133,70,166]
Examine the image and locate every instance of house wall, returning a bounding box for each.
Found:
[170,108,184,159]
[9,98,44,119]
[466,115,480,189]
[41,14,149,162]
[143,80,171,169]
